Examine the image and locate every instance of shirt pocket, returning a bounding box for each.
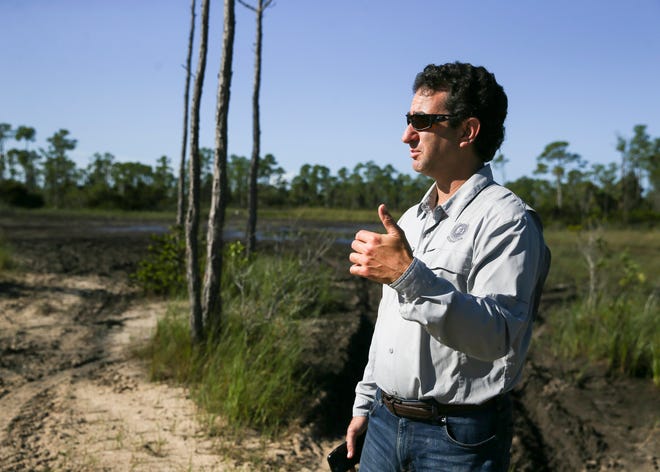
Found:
[418,249,471,291]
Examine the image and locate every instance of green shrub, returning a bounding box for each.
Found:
[142,237,335,435]
[131,227,186,296]
[0,180,45,208]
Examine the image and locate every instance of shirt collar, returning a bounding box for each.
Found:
[417,165,494,220]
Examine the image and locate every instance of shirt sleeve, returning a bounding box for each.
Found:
[389,212,544,361]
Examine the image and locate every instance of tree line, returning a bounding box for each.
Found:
[0,121,658,224]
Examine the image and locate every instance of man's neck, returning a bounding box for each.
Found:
[434,178,469,206]
[433,164,484,206]
[428,151,484,206]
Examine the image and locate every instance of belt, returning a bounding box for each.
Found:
[381,391,502,422]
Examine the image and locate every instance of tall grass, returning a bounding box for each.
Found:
[551,291,658,383]
[543,228,660,385]
[140,238,336,436]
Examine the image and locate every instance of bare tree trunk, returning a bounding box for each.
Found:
[579,229,600,312]
[621,152,630,224]
[240,0,272,255]
[555,173,563,209]
[202,0,235,336]
[177,0,197,228]
[0,124,13,184]
[186,0,210,344]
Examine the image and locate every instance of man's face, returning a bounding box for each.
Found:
[402,90,463,180]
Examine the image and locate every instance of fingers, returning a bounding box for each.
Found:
[351,230,383,258]
[346,439,355,459]
[348,252,366,276]
[349,234,367,278]
[351,232,370,250]
[349,236,380,278]
[353,227,378,245]
[346,416,368,458]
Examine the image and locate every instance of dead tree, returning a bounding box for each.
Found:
[202,0,236,336]
[239,0,274,255]
[177,0,197,228]
[186,0,210,344]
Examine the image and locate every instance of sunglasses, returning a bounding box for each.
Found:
[405,113,456,131]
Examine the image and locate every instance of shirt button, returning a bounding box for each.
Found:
[389,348,394,354]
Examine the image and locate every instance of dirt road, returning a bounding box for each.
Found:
[0,213,658,471]
[0,217,336,471]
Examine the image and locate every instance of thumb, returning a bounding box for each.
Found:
[378,204,401,236]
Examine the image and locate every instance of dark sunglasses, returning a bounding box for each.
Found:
[405,113,456,131]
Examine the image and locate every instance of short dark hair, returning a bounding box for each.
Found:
[412,62,508,162]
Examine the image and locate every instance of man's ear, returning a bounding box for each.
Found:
[459,117,481,147]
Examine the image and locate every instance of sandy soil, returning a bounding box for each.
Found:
[0,216,339,471]
[0,213,658,471]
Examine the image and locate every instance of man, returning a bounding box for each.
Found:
[345,62,550,471]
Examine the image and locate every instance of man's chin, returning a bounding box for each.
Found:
[411,161,428,176]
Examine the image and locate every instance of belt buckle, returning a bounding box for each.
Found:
[385,394,406,416]
[388,395,404,415]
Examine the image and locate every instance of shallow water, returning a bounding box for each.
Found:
[95,222,382,245]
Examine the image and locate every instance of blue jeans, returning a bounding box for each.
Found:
[359,389,512,472]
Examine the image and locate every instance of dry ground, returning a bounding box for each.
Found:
[0,213,658,471]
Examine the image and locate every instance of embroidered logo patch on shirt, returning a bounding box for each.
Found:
[447,223,468,242]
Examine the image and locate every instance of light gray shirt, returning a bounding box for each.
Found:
[353,165,549,416]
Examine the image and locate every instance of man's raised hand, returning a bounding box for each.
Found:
[349,204,413,284]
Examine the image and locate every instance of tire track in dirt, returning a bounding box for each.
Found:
[2,379,66,470]
[0,273,131,469]
[0,271,236,471]
[0,273,334,471]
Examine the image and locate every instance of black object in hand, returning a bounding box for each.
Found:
[327,432,366,472]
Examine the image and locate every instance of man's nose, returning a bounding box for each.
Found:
[402,124,418,143]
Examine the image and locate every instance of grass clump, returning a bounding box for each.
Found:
[143,302,196,383]
[142,238,335,436]
[551,290,659,384]
[197,313,308,434]
[545,228,660,385]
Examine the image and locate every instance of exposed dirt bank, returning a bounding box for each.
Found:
[0,213,658,471]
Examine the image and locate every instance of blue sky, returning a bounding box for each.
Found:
[2,0,659,185]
